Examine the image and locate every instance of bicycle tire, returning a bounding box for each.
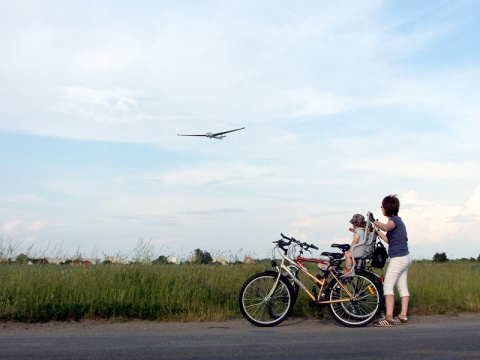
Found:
[326,271,383,327]
[239,271,295,327]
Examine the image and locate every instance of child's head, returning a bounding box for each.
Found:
[349,214,366,228]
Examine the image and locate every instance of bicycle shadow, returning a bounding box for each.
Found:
[274,316,341,328]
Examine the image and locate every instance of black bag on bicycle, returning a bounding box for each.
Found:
[370,241,388,268]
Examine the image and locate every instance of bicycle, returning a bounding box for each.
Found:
[239,222,384,327]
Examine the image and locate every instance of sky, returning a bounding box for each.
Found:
[1,0,479,262]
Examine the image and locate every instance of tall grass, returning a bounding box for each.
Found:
[0,263,265,322]
[0,261,478,322]
[408,261,480,314]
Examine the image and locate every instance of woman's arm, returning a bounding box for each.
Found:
[377,230,388,244]
[367,211,394,243]
[367,211,395,232]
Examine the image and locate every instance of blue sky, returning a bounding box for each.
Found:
[1,0,479,261]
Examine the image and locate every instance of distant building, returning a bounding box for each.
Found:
[212,257,227,265]
[29,258,49,265]
[47,258,68,265]
[245,256,254,264]
[105,256,129,265]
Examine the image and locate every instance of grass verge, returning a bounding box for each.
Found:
[1,261,478,322]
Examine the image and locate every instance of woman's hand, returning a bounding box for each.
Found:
[367,211,375,223]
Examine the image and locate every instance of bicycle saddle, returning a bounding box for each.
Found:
[331,244,350,252]
[321,252,343,260]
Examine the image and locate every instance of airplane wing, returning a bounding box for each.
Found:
[211,127,245,136]
[177,127,245,138]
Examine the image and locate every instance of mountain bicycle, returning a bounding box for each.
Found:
[239,230,384,328]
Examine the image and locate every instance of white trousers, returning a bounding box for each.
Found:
[383,254,412,297]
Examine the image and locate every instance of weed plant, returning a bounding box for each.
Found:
[0,261,478,323]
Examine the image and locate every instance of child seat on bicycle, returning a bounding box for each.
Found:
[342,214,377,278]
[351,225,376,260]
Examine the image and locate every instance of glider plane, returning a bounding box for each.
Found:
[177,127,245,140]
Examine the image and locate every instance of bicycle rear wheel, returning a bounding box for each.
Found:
[326,272,382,327]
[239,271,294,327]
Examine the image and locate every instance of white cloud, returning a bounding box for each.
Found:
[347,159,480,181]
[280,88,350,117]
[148,162,277,188]
[2,220,50,235]
[465,184,480,215]
[74,45,138,74]
[57,86,141,118]
[399,188,480,252]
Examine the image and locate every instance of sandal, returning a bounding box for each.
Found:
[373,318,394,327]
[393,316,408,325]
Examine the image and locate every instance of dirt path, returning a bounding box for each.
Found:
[2,312,480,334]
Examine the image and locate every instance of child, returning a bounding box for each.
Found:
[344,214,367,274]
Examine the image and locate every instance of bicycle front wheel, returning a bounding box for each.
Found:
[326,272,382,327]
[239,271,294,327]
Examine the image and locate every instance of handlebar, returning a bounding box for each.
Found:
[274,233,319,252]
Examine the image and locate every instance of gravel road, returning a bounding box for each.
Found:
[2,312,479,334]
[1,313,479,360]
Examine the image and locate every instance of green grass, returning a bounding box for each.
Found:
[1,261,479,322]
[408,261,480,314]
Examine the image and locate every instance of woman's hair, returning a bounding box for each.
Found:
[382,195,400,216]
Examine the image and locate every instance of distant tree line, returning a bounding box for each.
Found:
[3,250,480,265]
[433,252,480,263]
[433,252,448,263]
[192,248,213,264]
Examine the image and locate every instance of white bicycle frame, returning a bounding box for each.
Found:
[269,247,357,304]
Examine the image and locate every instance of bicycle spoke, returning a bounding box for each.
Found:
[327,273,382,327]
[239,272,293,326]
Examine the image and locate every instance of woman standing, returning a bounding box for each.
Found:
[368,195,412,327]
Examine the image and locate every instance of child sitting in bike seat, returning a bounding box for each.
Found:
[344,214,367,274]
